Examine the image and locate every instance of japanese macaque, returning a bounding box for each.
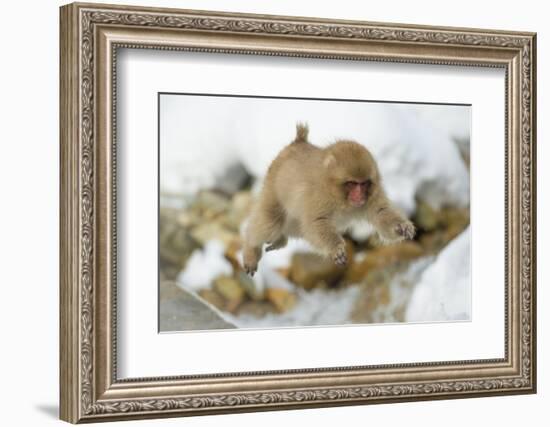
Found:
[242,123,415,276]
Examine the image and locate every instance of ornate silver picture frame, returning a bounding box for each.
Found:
[60,2,536,423]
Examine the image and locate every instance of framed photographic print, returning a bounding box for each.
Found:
[59,2,537,423]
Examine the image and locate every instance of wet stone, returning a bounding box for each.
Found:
[190,222,239,248]
[213,276,245,313]
[222,191,253,231]
[194,190,231,219]
[159,281,236,331]
[237,270,264,301]
[413,200,440,231]
[215,163,252,195]
[345,241,424,284]
[198,289,226,311]
[265,288,297,313]
[289,241,354,290]
[236,300,277,318]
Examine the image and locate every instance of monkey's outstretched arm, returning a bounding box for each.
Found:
[366,190,415,242]
[301,215,348,265]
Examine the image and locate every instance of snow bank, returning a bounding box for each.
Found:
[405,227,471,322]
[176,240,232,291]
[228,286,361,329]
[160,95,470,213]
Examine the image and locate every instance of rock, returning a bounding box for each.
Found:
[190,222,239,248]
[350,269,396,324]
[265,288,297,313]
[160,280,183,300]
[194,190,230,219]
[237,270,264,301]
[453,137,470,169]
[380,241,424,262]
[213,276,245,313]
[413,200,440,231]
[224,239,243,271]
[215,163,252,195]
[232,191,253,216]
[350,257,433,324]
[170,227,199,256]
[222,191,253,231]
[275,267,291,280]
[416,205,469,252]
[345,241,424,284]
[418,231,449,252]
[160,265,180,282]
[236,300,277,318]
[445,222,466,242]
[175,210,200,228]
[159,209,200,280]
[290,253,343,290]
[345,256,382,284]
[289,242,354,290]
[197,289,226,311]
[159,281,236,331]
[413,200,470,235]
[440,207,470,230]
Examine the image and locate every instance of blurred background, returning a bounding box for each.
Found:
[158,94,471,332]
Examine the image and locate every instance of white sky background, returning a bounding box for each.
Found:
[159,94,470,214]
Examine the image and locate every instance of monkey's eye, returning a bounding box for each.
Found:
[361,179,373,187]
[344,181,357,191]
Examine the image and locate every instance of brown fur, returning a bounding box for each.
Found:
[242,123,415,275]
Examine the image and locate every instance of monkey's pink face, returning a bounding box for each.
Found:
[323,140,379,208]
[344,179,372,208]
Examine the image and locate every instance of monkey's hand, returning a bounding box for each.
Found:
[394,219,416,241]
[331,243,348,267]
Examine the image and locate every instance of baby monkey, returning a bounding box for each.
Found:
[242,123,415,276]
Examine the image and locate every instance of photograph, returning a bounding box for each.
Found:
[158,94,472,332]
[57,3,536,422]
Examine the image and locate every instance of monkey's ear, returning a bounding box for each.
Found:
[323,154,336,168]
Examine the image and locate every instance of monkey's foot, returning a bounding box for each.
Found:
[331,244,348,266]
[244,264,257,276]
[265,236,288,252]
[242,246,260,276]
[394,220,416,240]
[243,258,258,276]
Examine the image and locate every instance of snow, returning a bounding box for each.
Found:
[174,230,470,327]
[176,240,233,291]
[417,106,471,142]
[228,256,430,329]
[405,227,471,322]
[160,95,470,214]
[227,286,361,329]
[365,257,434,324]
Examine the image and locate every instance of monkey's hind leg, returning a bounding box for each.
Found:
[242,196,285,275]
[266,235,288,252]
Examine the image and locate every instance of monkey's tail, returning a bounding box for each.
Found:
[293,122,309,143]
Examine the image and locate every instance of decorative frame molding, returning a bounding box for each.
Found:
[60,2,536,423]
